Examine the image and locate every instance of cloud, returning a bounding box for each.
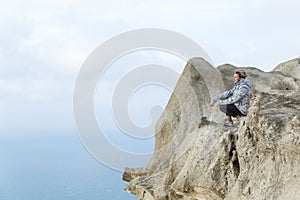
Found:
[1,0,299,137]
[93,50,186,130]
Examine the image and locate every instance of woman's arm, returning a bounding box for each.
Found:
[219,85,249,105]
[213,88,235,103]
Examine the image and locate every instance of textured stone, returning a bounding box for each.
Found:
[123,58,300,200]
[273,57,300,79]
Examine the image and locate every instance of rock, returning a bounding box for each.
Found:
[123,57,300,200]
[123,167,149,182]
[273,57,300,79]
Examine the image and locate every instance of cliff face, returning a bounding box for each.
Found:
[123,58,300,200]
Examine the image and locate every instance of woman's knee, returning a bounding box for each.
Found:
[219,104,226,113]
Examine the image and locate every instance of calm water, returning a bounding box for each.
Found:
[0,133,138,200]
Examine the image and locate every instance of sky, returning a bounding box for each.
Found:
[1,0,299,141]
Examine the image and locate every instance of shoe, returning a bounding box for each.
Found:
[224,120,234,127]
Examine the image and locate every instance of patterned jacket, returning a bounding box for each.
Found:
[213,78,251,115]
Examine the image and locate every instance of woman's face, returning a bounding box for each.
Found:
[233,73,241,83]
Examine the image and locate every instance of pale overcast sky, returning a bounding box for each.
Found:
[1,0,299,139]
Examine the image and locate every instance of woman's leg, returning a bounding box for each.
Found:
[219,104,243,118]
[220,104,233,122]
[226,115,233,122]
[219,104,244,126]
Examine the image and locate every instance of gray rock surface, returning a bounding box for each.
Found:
[273,57,300,79]
[123,58,300,200]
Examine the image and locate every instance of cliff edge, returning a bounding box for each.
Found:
[123,57,300,200]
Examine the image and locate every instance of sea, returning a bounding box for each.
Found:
[0,132,140,200]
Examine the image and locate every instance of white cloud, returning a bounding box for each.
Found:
[1,0,300,137]
[92,49,186,135]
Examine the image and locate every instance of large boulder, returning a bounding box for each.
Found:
[273,57,300,79]
[123,57,300,200]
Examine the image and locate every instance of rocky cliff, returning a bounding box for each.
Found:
[123,57,300,200]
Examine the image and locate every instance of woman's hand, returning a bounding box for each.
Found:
[210,102,215,107]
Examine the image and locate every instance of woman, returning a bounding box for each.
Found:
[211,69,251,126]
